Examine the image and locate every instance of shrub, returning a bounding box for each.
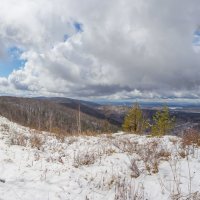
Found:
[73,150,96,168]
[10,133,28,147]
[138,141,171,174]
[181,129,200,147]
[30,135,44,150]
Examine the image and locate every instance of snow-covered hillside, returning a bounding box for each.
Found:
[0,116,199,200]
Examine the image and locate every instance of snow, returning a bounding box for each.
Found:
[0,116,199,200]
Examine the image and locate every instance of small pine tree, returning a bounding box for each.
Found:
[151,106,175,136]
[123,103,148,134]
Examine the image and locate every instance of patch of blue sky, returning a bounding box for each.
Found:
[193,37,200,46]
[74,22,83,32]
[193,29,200,46]
[0,46,26,77]
[63,34,69,42]
[63,22,83,42]
[194,29,200,36]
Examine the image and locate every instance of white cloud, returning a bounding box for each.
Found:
[0,0,200,99]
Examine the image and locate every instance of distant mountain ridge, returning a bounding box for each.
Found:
[34,97,121,126]
[34,97,100,107]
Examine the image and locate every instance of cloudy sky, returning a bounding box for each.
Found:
[0,0,200,100]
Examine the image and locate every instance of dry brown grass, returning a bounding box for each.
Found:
[181,129,200,147]
[73,150,97,168]
[129,159,140,178]
[138,140,171,174]
[30,135,44,150]
[0,124,10,132]
[157,149,171,161]
[171,191,200,200]
[10,133,28,146]
[114,178,144,200]
[67,137,78,145]
[178,150,187,158]
[112,138,138,154]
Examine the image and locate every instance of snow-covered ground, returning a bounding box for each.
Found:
[0,116,199,200]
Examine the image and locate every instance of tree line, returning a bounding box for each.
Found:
[123,103,175,136]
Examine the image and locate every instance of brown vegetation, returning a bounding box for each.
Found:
[0,96,117,136]
[181,129,200,147]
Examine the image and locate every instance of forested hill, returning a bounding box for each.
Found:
[0,96,118,135]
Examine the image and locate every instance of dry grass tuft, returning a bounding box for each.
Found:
[114,178,144,200]
[181,129,200,147]
[112,138,138,154]
[10,133,28,146]
[137,140,171,174]
[129,159,140,178]
[30,135,44,150]
[0,124,10,132]
[73,150,97,168]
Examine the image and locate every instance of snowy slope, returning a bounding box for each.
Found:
[0,116,199,200]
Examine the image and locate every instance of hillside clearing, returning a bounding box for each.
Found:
[0,116,199,200]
